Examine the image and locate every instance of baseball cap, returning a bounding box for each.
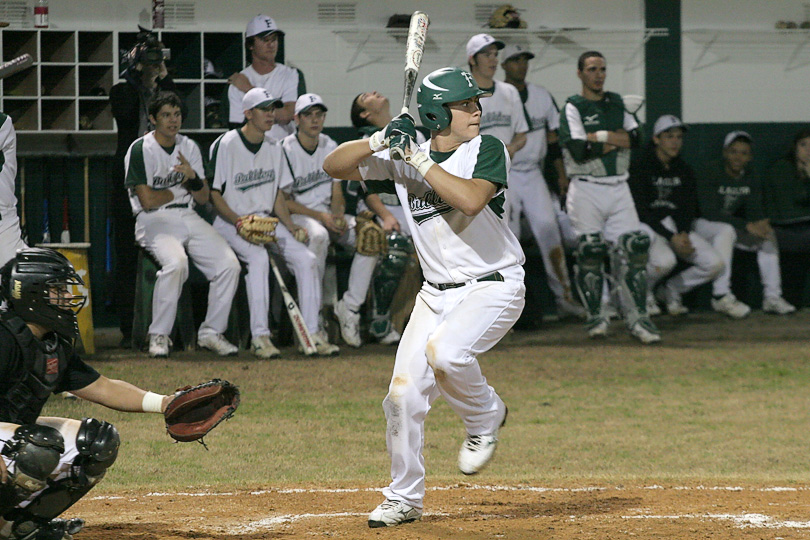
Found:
[723,130,753,149]
[246,15,285,38]
[242,88,282,111]
[466,33,505,58]
[653,115,688,137]
[501,44,535,63]
[295,93,328,115]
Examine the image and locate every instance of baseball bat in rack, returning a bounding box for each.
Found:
[390,11,429,161]
[268,254,318,356]
[0,54,33,80]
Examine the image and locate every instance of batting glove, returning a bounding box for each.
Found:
[368,129,388,153]
[386,112,417,140]
[403,137,435,177]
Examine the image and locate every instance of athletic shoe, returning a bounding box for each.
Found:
[711,293,751,319]
[379,328,401,345]
[334,299,361,347]
[557,298,587,320]
[586,317,609,338]
[198,332,239,356]
[251,335,280,359]
[12,517,84,540]
[368,499,423,528]
[458,405,508,475]
[313,330,340,356]
[762,295,796,315]
[629,316,661,344]
[646,293,662,317]
[148,334,171,358]
[656,283,689,316]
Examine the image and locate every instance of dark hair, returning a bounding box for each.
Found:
[577,50,604,71]
[350,93,371,128]
[148,91,183,119]
[787,127,810,163]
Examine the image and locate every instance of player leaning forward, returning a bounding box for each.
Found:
[0,248,180,539]
[324,67,526,528]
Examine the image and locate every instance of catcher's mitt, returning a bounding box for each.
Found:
[236,214,278,245]
[489,4,527,29]
[355,211,386,256]
[164,379,240,445]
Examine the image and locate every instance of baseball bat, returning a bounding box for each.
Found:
[268,255,318,356]
[390,11,429,161]
[0,54,34,80]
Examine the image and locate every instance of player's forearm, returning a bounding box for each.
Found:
[587,130,631,148]
[506,132,527,157]
[365,194,391,219]
[276,102,295,125]
[135,186,174,210]
[72,376,169,413]
[210,191,240,225]
[273,192,298,231]
[285,199,319,219]
[423,168,496,216]
[323,139,373,181]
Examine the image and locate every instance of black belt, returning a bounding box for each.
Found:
[574,176,622,185]
[142,203,190,214]
[426,271,504,291]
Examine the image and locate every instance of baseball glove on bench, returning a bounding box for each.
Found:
[236,214,278,245]
[355,210,386,256]
[164,379,240,446]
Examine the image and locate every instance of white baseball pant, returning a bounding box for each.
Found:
[565,179,641,242]
[734,230,783,300]
[136,208,240,337]
[692,218,737,297]
[381,274,525,508]
[508,168,576,307]
[0,210,27,267]
[214,217,322,337]
[639,221,723,295]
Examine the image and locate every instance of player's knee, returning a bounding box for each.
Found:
[221,251,241,278]
[707,256,726,280]
[309,227,329,250]
[161,252,189,280]
[425,337,472,375]
[657,249,677,275]
[575,233,608,270]
[717,223,737,246]
[73,418,120,485]
[2,424,65,498]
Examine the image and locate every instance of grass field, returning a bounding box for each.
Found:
[47,310,810,538]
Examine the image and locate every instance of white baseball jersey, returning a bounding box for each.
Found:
[358,134,525,285]
[228,63,301,140]
[511,82,559,172]
[0,113,18,216]
[208,129,293,216]
[124,132,204,215]
[281,133,338,213]
[478,80,528,146]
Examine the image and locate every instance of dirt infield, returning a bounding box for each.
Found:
[74,483,810,539]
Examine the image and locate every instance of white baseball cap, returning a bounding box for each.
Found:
[242,88,282,111]
[295,93,328,115]
[501,44,535,63]
[653,115,688,137]
[246,15,284,38]
[723,130,753,149]
[466,33,505,59]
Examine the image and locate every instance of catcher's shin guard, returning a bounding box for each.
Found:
[370,232,412,339]
[612,231,651,325]
[0,425,65,516]
[573,233,608,318]
[5,419,119,529]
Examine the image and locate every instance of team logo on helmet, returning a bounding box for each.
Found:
[461,71,475,87]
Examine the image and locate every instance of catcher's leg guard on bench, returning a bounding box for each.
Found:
[4,419,118,537]
[573,233,608,323]
[370,232,412,340]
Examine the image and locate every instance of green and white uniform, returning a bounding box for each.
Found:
[125,132,240,339]
[0,113,27,266]
[478,80,528,146]
[227,63,303,140]
[359,134,525,508]
[208,129,321,337]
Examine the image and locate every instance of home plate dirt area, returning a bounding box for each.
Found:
[75,483,810,539]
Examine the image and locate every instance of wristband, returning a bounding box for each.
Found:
[368,130,387,152]
[186,176,204,192]
[142,391,165,413]
[595,130,609,143]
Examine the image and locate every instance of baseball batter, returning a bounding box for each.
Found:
[500,44,584,319]
[210,88,338,357]
[324,67,525,528]
[125,92,241,358]
[559,51,660,344]
[0,113,27,267]
[227,15,304,141]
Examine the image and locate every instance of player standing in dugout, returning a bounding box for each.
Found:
[324,66,525,528]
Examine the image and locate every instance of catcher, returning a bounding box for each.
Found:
[0,248,239,540]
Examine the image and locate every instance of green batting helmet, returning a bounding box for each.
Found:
[416,67,490,131]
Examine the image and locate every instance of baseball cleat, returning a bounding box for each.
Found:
[312,330,340,356]
[645,293,662,316]
[378,328,401,345]
[458,405,507,475]
[251,335,281,359]
[656,283,688,316]
[711,293,750,319]
[628,317,661,344]
[586,317,609,338]
[368,499,423,528]
[333,299,362,347]
[148,334,171,358]
[12,517,84,540]
[198,332,239,356]
[762,295,796,315]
